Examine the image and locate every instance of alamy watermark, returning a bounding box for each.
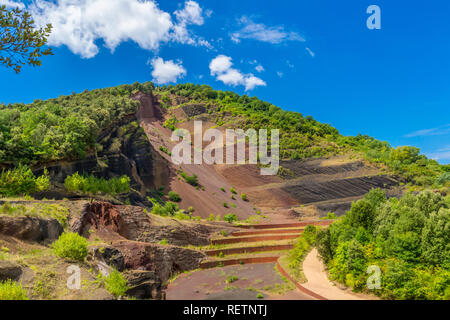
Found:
[170,121,280,175]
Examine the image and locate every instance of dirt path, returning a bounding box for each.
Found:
[302,248,375,300]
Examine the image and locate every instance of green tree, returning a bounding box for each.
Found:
[0,5,52,73]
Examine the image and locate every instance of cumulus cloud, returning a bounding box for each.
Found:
[172,0,211,48]
[231,16,304,44]
[0,0,24,8]
[27,0,210,58]
[209,55,266,91]
[150,57,186,84]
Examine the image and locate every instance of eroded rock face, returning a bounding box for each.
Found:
[32,114,165,207]
[0,261,22,281]
[90,246,125,272]
[124,270,164,300]
[114,241,206,282]
[0,216,63,243]
[73,202,224,247]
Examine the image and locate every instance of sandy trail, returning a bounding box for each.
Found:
[302,248,371,300]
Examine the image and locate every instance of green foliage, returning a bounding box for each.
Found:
[222,202,229,208]
[436,172,450,186]
[150,200,180,217]
[163,116,178,131]
[226,275,239,283]
[167,191,181,202]
[316,188,450,299]
[159,145,171,156]
[241,193,248,201]
[64,172,130,196]
[99,269,129,299]
[230,187,237,194]
[51,232,88,261]
[0,5,53,73]
[223,213,238,223]
[0,165,50,196]
[321,212,337,220]
[0,83,149,164]
[0,279,28,300]
[179,171,199,186]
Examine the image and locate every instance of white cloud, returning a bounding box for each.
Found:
[306,47,315,57]
[28,0,209,58]
[426,146,450,162]
[231,16,304,44]
[172,0,211,48]
[255,64,264,73]
[0,0,24,8]
[404,124,450,138]
[209,55,266,91]
[209,55,233,74]
[150,57,186,84]
[276,71,284,78]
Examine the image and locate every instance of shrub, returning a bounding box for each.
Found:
[0,280,29,300]
[168,191,181,202]
[64,173,130,196]
[51,232,88,261]
[0,165,50,196]
[223,214,238,223]
[207,214,216,221]
[220,187,226,192]
[159,145,171,155]
[101,269,129,298]
[436,172,450,186]
[223,202,229,208]
[230,187,237,194]
[241,194,248,201]
[179,171,199,186]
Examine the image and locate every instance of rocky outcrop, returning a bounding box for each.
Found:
[90,246,125,272]
[72,202,229,247]
[114,241,205,282]
[124,270,164,300]
[0,216,63,243]
[0,261,22,281]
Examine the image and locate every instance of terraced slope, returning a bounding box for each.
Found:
[166,220,333,300]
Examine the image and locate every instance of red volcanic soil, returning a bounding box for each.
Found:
[166,263,314,300]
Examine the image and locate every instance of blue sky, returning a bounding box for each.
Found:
[1,0,449,163]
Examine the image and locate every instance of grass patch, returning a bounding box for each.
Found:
[0,280,29,300]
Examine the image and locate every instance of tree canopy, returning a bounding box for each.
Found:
[0,5,52,73]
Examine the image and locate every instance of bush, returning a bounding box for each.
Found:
[179,171,199,186]
[223,213,238,223]
[0,165,50,196]
[64,173,130,196]
[230,187,237,194]
[0,280,28,300]
[51,232,88,261]
[167,191,181,202]
[100,269,129,299]
[241,193,248,201]
[436,172,450,186]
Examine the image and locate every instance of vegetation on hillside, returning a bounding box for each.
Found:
[64,172,130,196]
[156,83,449,188]
[316,189,450,300]
[0,82,153,164]
[0,165,50,196]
